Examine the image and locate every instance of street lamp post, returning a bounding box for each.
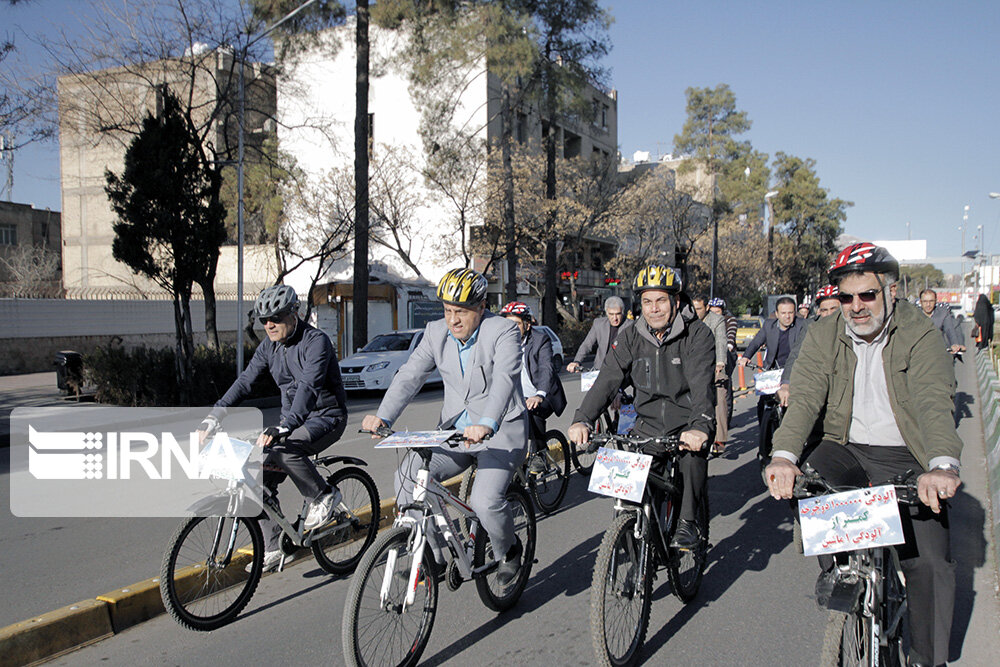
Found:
[233,0,319,373]
[764,190,778,263]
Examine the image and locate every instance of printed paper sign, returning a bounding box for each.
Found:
[754,369,783,395]
[199,435,254,481]
[798,485,905,557]
[588,447,652,503]
[580,370,599,392]
[617,403,637,435]
[374,430,457,449]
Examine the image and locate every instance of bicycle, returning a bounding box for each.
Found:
[570,365,630,476]
[458,426,571,516]
[342,428,537,667]
[747,361,785,465]
[160,435,380,631]
[792,465,919,667]
[587,432,709,667]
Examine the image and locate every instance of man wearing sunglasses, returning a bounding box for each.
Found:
[200,284,349,571]
[764,243,963,667]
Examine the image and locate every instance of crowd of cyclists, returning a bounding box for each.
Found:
[204,240,972,666]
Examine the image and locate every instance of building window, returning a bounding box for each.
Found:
[601,104,608,129]
[0,224,16,246]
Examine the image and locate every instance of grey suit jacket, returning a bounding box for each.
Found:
[376,312,526,452]
[743,316,810,382]
[702,311,729,365]
[572,317,634,370]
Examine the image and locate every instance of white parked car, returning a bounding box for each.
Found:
[533,325,565,366]
[339,329,442,391]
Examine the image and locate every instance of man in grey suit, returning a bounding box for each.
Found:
[362,268,528,585]
[567,296,632,372]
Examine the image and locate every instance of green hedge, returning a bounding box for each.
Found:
[84,344,278,406]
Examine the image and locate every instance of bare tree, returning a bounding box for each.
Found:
[0,245,61,297]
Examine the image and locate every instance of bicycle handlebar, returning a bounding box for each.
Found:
[358,427,491,448]
[588,432,681,455]
[792,464,920,505]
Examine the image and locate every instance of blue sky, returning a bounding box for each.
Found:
[4,1,999,274]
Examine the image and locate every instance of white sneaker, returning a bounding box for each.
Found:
[303,487,343,530]
[248,549,295,573]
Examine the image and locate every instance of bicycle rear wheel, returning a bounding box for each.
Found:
[573,411,613,476]
[474,485,536,612]
[665,493,709,603]
[342,526,438,667]
[529,430,571,514]
[160,515,263,631]
[590,512,653,667]
[312,467,380,575]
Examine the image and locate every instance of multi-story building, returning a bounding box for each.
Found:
[0,200,62,297]
[279,20,619,353]
[57,48,277,298]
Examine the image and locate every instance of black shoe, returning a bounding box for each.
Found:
[495,537,523,587]
[527,453,547,475]
[670,520,700,550]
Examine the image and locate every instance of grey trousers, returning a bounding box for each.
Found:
[394,421,527,561]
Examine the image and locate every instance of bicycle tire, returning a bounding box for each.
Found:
[820,607,873,667]
[529,430,571,514]
[879,550,907,667]
[574,411,612,476]
[312,467,381,575]
[457,462,477,541]
[474,485,536,612]
[342,525,438,667]
[590,512,653,667]
[160,515,263,631]
[666,492,709,603]
[758,404,781,462]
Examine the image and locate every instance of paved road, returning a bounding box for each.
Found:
[8,352,994,665]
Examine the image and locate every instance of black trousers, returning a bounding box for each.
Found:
[527,400,554,452]
[263,415,346,502]
[803,441,955,666]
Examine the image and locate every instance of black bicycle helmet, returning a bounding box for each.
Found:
[632,265,682,295]
[255,284,300,319]
[827,243,899,284]
[437,268,488,306]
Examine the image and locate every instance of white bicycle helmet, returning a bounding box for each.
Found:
[255,284,299,319]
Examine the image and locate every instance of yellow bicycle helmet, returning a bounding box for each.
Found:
[632,264,682,295]
[436,268,488,306]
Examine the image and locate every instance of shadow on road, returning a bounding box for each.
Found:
[948,487,987,663]
[954,390,975,427]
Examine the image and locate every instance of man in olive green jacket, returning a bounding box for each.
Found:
[765,242,962,667]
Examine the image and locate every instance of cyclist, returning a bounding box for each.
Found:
[566,296,632,373]
[797,302,811,319]
[361,268,528,586]
[500,301,567,474]
[568,265,716,549]
[919,288,965,356]
[777,285,841,406]
[738,296,810,455]
[199,284,349,571]
[692,294,730,455]
[765,242,962,667]
[708,297,737,438]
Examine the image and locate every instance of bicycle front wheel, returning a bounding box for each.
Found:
[590,511,653,667]
[666,492,709,603]
[160,515,263,631]
[312,466,380,575]
[529,430,571,514]
[342,526,438,667]
[474,485,536,612]
[820,607,874,667]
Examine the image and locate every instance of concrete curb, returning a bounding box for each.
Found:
[973,349,1000,579]
[0,472,464,666]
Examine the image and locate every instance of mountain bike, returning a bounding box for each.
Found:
[748,362,785,465]
[587,432,709,667]
[793,465,919,667]
[342,429,536,667]
[160,437,380,631]
[458,427,571,516]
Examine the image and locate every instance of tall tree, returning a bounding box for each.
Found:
[105,90,225,403]
[353,0,371,348]
[673,84,752,297]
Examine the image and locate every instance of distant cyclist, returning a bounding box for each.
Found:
[200,284,349,571]
[500,301,567,474]
[765,242,962,667]
[362,268,528,586]
[567,296,633,373]
[692,294,730,455]
[568,265,715,549]
[919,288,965,356]
[778,285,840,404]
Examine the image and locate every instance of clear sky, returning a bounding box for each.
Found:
[4,1,1000,274]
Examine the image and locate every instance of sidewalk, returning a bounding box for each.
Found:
[0,372,73,447]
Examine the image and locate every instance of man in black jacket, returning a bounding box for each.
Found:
[501,301,567,473]
[567,265,716,548]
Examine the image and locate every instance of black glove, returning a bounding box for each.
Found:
[263,425,291,443]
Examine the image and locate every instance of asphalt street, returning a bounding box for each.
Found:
[1,352,994,665]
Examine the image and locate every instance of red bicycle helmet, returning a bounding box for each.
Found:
[827,243,899,283]
[500,301,532,320]
[815,284,839,302]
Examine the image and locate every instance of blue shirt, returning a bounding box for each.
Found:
[449,327,499,432]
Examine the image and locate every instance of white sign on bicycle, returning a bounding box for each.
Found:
[580,370,599,392]
[374,430,457,449]
[588,447,652,503]
[199,435,254,481]
[753,369,783,395]
[798,485,905,557]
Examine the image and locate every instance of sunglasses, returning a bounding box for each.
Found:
[837,289,880,305]
[259,314,287,325]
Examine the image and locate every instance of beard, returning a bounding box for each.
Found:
[845,291,893,338]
